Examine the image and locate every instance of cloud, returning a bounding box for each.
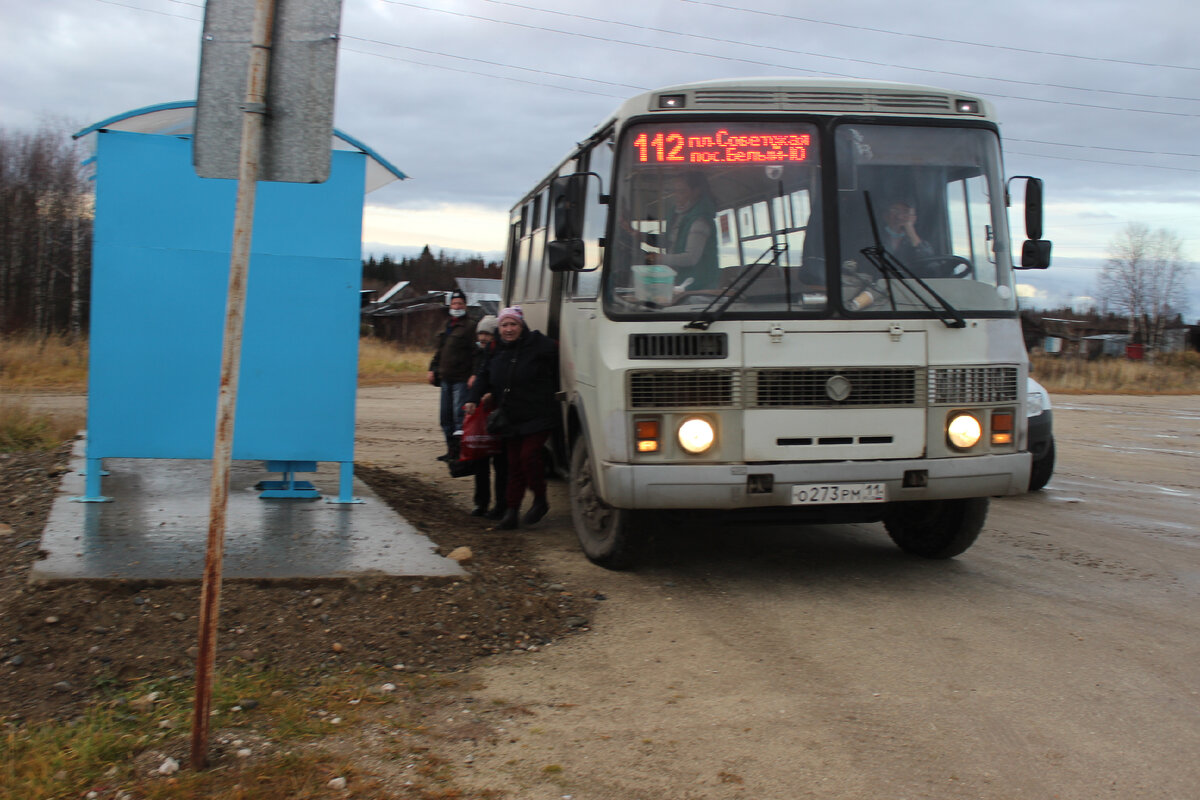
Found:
[362,202,507,256]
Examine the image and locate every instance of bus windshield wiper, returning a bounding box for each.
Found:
[685,243,788,330]
[859,192,965,329]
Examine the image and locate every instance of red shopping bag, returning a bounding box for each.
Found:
[459,401,502,461]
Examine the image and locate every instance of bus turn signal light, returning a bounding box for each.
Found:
[635,418,660,453]
[991,411,1014,445]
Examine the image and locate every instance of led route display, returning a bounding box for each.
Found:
[632,128,812,165]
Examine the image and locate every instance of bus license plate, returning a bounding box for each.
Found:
[791,483,886,505]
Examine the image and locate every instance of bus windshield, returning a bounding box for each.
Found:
[604,120,1017,318]
[834,124,1017,316]
[606,120,825,316]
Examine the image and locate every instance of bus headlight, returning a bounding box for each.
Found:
[946,413,982,450]
[678,417,715,454]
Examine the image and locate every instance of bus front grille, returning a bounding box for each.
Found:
[929,367,1019,404]
[628,370,740,408]
[629,332,728,359]
[751,368,921,407]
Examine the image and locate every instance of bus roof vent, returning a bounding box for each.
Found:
[693,89,782,107]
[781,90,870,111]
[687,87,965,114]
[871,91,954,112]
[629,332,728,360]
[778,89,955,113]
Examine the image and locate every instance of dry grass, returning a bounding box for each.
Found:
[0,334,89,390]
[4,335,1197,398]
[0,334,430,392]
[0,402,84,452]
[1030,351,1200,395]
[357,336,429,385]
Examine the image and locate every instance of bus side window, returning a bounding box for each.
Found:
[572,136,613,300]
[504,214,522,305]
[526,190,547,300]
[947,174,996,274]
[513,201,533,302]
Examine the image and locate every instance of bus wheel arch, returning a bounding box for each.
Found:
[568,434,642,570]
[882,497,988,559]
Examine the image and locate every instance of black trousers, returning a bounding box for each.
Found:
[472,453,508,510]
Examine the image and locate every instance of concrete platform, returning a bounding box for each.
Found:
[31,441,464,582]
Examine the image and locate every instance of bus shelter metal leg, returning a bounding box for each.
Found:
[72,457,113,503]
[256,460,322,499]
[326,461,363,504]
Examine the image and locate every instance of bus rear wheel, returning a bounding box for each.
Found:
[569,436,640,570]
[883,497,987,559]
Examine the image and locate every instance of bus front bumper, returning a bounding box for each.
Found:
[598,453,1031,510]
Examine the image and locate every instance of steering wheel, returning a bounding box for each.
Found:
[912,255,972,278]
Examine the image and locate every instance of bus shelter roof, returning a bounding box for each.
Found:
[73,100,407,193]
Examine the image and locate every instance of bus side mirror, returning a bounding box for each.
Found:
[552,174,585,240]
[1011,176,1052,270]
[549,173,589,271]
[548,238,585,272]
[1021,239,1052,269]
[1024,177,1044,240]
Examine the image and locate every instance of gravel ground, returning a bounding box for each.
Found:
[0,445,593,726]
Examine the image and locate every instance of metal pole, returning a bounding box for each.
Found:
[190,0,277,771]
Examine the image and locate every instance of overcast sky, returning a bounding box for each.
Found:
[3,0,1198,313]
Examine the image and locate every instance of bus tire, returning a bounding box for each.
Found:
[883,497,987,559]
[1028,439,1055,491]
[569,436,640,570]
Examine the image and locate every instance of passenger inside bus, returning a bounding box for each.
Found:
[633,171,720,291]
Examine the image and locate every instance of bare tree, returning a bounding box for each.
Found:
[0,122,93,337]
[1096,223,1192,351]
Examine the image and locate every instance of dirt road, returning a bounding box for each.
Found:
[360,386,1200,800]
[13,387,1199,797]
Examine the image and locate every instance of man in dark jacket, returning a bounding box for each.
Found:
[428,290,477,461]
[463,306,559,529]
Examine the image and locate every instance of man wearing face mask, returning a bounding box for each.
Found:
[428,290,477,461]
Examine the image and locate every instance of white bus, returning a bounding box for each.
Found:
[503,78,1052,569]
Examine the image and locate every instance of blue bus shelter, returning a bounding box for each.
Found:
[73,102,406,503]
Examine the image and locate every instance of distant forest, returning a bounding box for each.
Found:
[0,125,93,337]
[362,246,502,297]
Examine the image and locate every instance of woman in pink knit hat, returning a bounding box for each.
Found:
[463,306,559,530]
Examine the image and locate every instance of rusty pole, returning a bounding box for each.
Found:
[190,0,277,771]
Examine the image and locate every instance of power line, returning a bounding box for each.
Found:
[88,0,1200,168]
[1006,150,1200,173]
[681,0,1200,73]
[478,0,1200,104]
[95,0,200,21]
[342,34,647,93]
[379,1,1200,119]
[1009,139,1200,159]
[341,44,626,98]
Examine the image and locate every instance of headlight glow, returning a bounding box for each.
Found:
[947,413,982,450]
[678,417,715,454]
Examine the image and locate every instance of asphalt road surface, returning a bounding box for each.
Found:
[359,387,1200,800]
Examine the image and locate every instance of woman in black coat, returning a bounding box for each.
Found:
[464,306,559,530]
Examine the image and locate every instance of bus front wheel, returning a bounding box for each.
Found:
[883,497,987,559]
[569,437,641,570]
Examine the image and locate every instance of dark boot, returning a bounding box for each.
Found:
[496,508,520,530]
[522,498,549,525]
[485,504,507,520]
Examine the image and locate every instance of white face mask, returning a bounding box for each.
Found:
[449,308,466,318]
